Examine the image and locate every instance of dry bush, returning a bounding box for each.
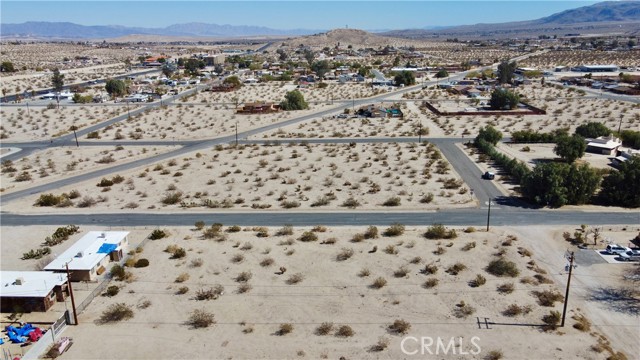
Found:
[335,325,355,337]
[486,258,519,277]
[175,273,190,283]
[461,242,476,251]
[312,225,327,232]
[388,319,411,335]
[260,257,275,267]
[370,336,390,352]
[351,233,365,242]
[572,314,591,332]
[421,263,438,275]
[99,303,134,323]
[542,310,561,330]
[532,290,564,307]
[358,268,371,277]
[485,350,504,360]
[188,309,215,328]
[321,237,337,245]
[315,322,334,335]
[298,231,318,242]
[409,256,422,264]
[176,286,189,295]
[195,285,224,300]
[453,301,476,318]
[237,283,252,294]
[384,245,399,255]
[394,266,410,278]
[190,258,203,268]
[286,273,304,285]
[424,224,457,239]
[497,282,515,294]
[364,226,379,239]
[276,225,294,236]
[235,271,253,283]
[423,278,439,289]
[470,274,487,287]
[336,247,354,261]
[502,304,533,317]
[383,223,405,237]
[371,277,388,289]
[445,262,467,275]
[231,254,245,263]
[277,323,293,335]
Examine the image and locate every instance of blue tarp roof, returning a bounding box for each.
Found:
[97,243,117,254]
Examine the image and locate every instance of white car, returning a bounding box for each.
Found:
[619,250,640,262]
[606,244,631,255]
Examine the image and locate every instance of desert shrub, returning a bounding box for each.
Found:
[254,227,269,237]
[105,285,119,297]
[371,277,388,289]
[176,286,189,295]
[96,178,114,187]
[110,264,126,280]
[446,262,467,275]
[76,196,97,208]
[542,310,561,330]
[175,273,190,283]
[276,225,294,236]
[134,258,150,268]
[424,224,457,239]
[34,193,63,207]
[190,258,203,268]
[464,227,476,233]
[382,196,401,206]
[277,323,293,335]
[388,319,411,335]
[321,237,337,245]
[486,258,519,277]
[453,301,476,318]
[161,191,183,205]
[394,266,410,278]
[231,254,245,263]
[572,314,591,332]
[336,248,354,261]
[235,271,253,283]
[149,229,167,240]
[286,273,304,285]
[409,256,422,264]
[421,263,438,275]
[485,350,504,360]
[358,268,371,277]
[341,197,361,208]
[420,193,434,203]
[462,242,476,251]
[194,221,205,230]
[364,226,379,239]
[497,282,515,294]
[99,303,134,323]
[195,285,224,300]
[188,309,215,328]
[227,225,241,233]
[280,200,300,208]
[335,325,355,337]
[423,278,439,288]
[369,337,390,352]
[315,322,333,335]
[503,304,532,317]
[383,245,398,255]
[470,274,487,287]
[170,247,186,259]
[298,231,318,242]
[383,223,405,237]
[351,233,365,242]
[237,283,252,294]
[260,257,275,267]
[532,290,564,307]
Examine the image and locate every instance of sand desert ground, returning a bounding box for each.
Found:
[1,28,640,360]
[1,224,638,359]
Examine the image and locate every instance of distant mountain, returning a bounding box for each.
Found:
[0,21,320,40]
[382,1,640,39]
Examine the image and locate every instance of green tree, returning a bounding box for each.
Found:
[303,50,315,65]
[575,122,611,138]
[1,61,15,73]
[435,69,449,78]
[619,130,640,150]
[475,125,503,146]
[393,71,415,86]
[105,79,127,99]
[599,157,640,208]
[162,63,176,78]
[183,58,204,76]
[311,60,331,80]
[496,59,517,84]
[489,88,520,110]
[564,163,601,205]
[554,134,586,163]
[522,162,569,207]
[51,68,64,92]
[280,90,308,111]
[223,76,242,88]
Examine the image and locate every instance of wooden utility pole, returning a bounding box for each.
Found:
[561,251,575,327]
[65,263,79,325]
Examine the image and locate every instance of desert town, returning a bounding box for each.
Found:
[1,2,639,359]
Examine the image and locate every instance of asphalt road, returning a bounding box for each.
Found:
[1,209,638,227]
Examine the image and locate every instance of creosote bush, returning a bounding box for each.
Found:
[371,277,388,289]
[277,323,293,335]
[383,223,405,237]
[99,303,134,323]
[388,319,411,335]
[424,224,457,239]
[335,325,355,337]
[486,258,519,277]
[298,231,318,242]
[315,322,334,335]
[188,309,216,328]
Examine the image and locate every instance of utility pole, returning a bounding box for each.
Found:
[235,121,238,146]
[617,114,623,134]
[70,126,79,148]
[561,251,575,327]
[65,263,79,325]
[418,121,422,143]
[486,198,492,232]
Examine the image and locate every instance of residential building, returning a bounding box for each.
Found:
[585,135,622,155]
[237,102,281,114]
[44,231,129,282]
[0,271,69,312]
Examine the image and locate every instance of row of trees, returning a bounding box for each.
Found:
[475,126,639,208]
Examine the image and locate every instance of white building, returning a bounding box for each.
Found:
[0,271,68,312]
[44,231,129,282]
[586,135,622,156]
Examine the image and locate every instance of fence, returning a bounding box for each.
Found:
[21,311,68,360]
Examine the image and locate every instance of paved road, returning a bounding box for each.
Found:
[1,210,638,227]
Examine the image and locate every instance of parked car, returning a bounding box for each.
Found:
[482,171,495,180]
[619,249,640,262]
[606,244,630,255]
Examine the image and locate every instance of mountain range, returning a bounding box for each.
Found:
[1,1,639,40]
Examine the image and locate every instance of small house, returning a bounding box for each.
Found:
[237,102,280,114]
[0,271,69,312]
[586,135,622,156]
[44,231,129,282]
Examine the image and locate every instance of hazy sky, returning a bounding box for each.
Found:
[1,1,600,30]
